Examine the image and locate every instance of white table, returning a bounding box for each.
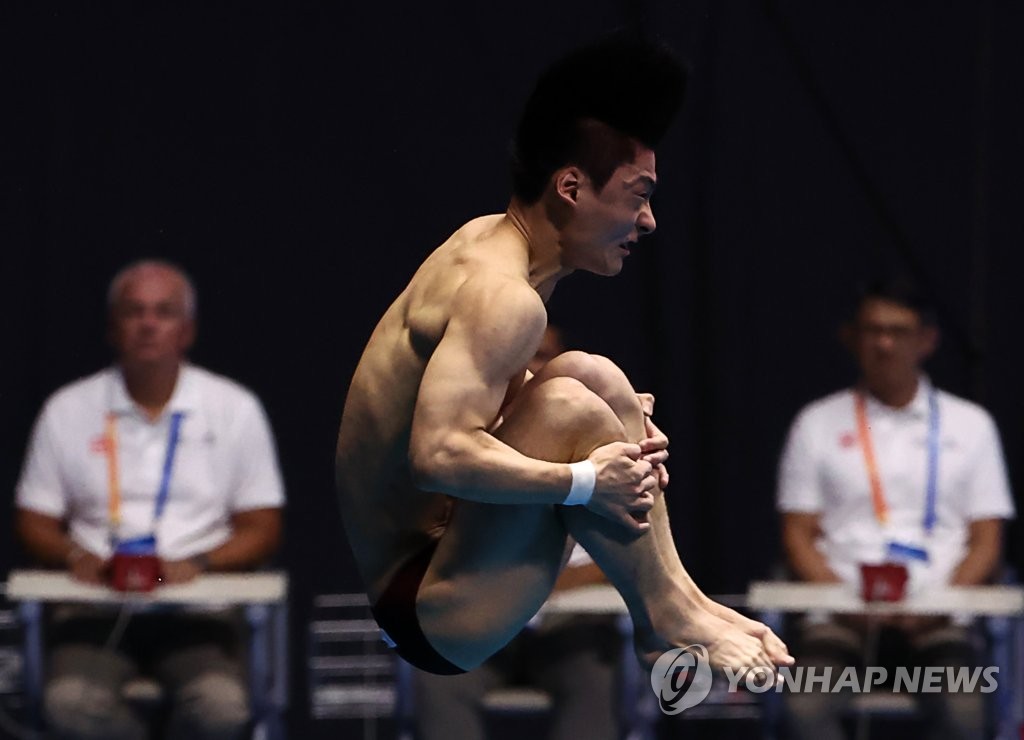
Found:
[747,581,1024,616]
[6,570,289,740]
[747,581,1024,739]
[540,583,627,614]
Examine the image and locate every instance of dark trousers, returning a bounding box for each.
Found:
[782,618,987,740]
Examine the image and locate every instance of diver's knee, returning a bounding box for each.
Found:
[532,376,618,431]
[542,352,637,413]
[543,351,622,388]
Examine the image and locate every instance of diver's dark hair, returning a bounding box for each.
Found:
[510,35,687,204]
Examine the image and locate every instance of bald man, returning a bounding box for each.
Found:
[16,260,285,740]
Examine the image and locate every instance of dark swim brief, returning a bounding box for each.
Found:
[370,541,466,675]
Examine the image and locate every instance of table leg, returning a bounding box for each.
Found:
[270,599,288,739]
[1013,615,1023,740]
[18,601,43,730]
[246,600,288,740]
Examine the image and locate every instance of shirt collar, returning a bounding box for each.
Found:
[109,364,197,417]
[861,374,932,419]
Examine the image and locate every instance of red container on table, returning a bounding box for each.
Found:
[859,562,909,602]
[110,535,160,592]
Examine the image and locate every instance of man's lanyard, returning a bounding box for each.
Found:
[104,411,185,544]
[854,386,940,534]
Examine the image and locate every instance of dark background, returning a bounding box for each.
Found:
[3,1,1022,736]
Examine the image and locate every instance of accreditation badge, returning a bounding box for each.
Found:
[885,540,930,564]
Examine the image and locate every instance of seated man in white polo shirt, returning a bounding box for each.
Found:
[776,276,1015,740]
[15,260,285,740]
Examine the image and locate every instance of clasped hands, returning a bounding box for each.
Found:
[67,546,208,586]
[583,393,669,532]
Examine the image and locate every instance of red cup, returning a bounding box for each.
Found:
[859,562,908,602]
[110,553,160,592]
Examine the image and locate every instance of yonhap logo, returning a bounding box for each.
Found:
[650,644,713,714]
[647,647,999,717]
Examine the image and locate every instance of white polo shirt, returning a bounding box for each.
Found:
[16,364,285,561]
[777,377,1014,594]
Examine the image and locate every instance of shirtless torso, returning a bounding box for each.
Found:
[336,213,543,601]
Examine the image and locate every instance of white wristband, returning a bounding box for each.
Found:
[564,460,596,506]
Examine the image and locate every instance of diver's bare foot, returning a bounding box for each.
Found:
[634,609,780,673]
[704,600,794,666]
